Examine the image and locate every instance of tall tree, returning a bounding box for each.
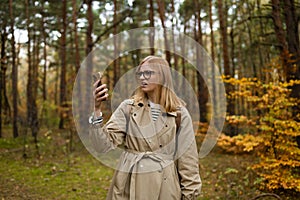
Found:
[26,0,39,139]
[148,0,155,55]
[113,0,120,86]
[171,0,178,70]
[0,14,7,138]
[156,0,171,65]
[59,0,67,129]
[10,0,18,138]
[194,0,208,122]
[271,0,289,79]
[217,0,230,77]
[0,23,11,128]
[72,0,81,73]
[41,0,47,101]
[282,0,300,97]
[209,0,217,119]
[85,0,94,117]
[218,0,235,135]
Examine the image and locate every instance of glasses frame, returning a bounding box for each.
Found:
[135,70,156,80]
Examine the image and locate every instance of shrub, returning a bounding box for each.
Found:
[219,76,300,193]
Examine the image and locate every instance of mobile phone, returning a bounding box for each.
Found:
[93,72,105,97]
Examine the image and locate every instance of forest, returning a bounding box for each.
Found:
[0,0,299,199]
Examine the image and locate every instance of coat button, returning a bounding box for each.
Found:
[159,144,162,148]
[133,113,136,116]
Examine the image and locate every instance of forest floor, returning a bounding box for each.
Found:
[0,127,298,200]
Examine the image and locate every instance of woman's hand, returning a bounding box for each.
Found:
[93,79,108,110]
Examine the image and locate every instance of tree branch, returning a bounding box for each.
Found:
[92,8,133,46]
[250,193,282,200]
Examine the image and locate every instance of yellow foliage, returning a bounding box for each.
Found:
[218,133,264,154]
[220,72,300,193]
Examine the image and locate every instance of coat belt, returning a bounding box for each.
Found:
[119,149,174,200]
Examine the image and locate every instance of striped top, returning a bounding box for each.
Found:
[149,101,161,121]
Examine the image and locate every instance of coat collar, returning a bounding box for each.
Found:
[133,98,178,117]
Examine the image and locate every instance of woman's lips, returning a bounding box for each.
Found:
[141,82,148,87]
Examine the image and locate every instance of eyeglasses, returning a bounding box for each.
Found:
[135,70,156,80]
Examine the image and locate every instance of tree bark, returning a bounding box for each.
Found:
[72,0,80,73]
[59,0,67,129]
[10,0,18,138]
[271,0,289,79]
[156,0,171,65]
[0,28,11,126]
[0,22,7,138]
[148,0,155,55]
[26,0,39,139]
[41,1,47,101]
[113,0,120,87]
[217,0,230,76]
[209,0,217,119]
[217,0,233,118]
[85,0,94,118]
[282,0,300,93]
[194,0,208,122]
[281,0,300,146]
[171,0,178,70]
[218,0,235,135]
[256,0,265,81]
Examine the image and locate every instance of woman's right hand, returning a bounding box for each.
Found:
[93,79,108,110]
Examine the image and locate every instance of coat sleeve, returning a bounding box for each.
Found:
[89,100,130,153]
[176,107,202,199]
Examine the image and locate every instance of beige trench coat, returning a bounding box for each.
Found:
[89,99,202,200]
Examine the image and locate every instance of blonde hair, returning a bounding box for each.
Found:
[133,56,185,112]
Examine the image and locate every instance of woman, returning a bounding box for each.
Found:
[89,56,201,200]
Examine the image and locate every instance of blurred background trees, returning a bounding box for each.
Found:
[0,0,299,194]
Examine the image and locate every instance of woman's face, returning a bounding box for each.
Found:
[136,63,161,95]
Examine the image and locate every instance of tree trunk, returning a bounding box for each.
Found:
[113,0,120,87]
[271,0,289,79]
[26,0,39,139]
[85,0,94,117]
[0,23,7,138]
[171,0,178,70]
[72,0,84,125]
[179,23,187,92]
[156,0,171,65]
[218,0,230,76]
[281,0,300,147]
[256,0,264,81]
[194,0,208,122]
[59,0,67,129]
[148,0,155,55]
[218,0,235,135]
[0,31,10,125]
[10,0,18,138]
[282,0,300,72]
[72,0,80,73]
[26,0,32,133]
[33,29,39,138]
[282,0,300,96]
[217,0,231,113]
[41,1,47,101]
[209,0,217,119]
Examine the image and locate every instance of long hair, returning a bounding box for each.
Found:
[133,56,185,112]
